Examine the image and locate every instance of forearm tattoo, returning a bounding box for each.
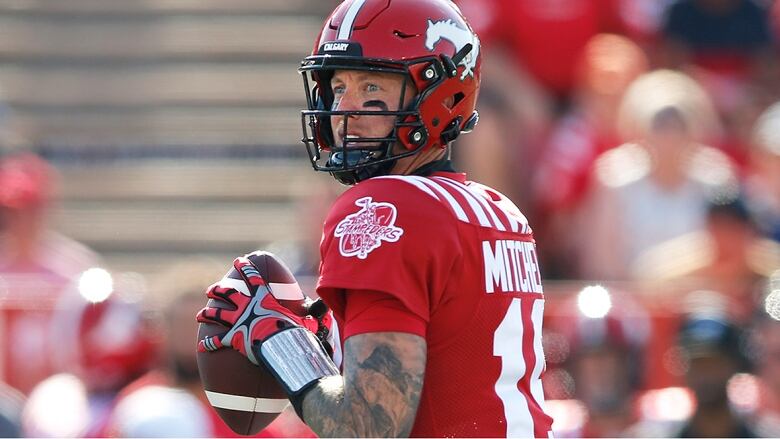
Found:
[302,332,426,437]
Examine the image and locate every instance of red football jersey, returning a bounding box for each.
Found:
[317,171,553,438]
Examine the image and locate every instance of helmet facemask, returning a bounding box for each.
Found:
[300,57,435,185]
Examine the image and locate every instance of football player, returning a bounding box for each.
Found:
[198,0,553,436]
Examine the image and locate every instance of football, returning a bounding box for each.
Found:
[196,251,307,435]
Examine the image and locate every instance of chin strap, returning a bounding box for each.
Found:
[328,153,456,185]
[327,148,397,185]
[327,143,455,185]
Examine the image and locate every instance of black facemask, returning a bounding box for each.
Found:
[326,148,397,185]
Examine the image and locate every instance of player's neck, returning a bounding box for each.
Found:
[411,158,455,177]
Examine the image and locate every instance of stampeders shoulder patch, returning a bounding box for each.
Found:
[334,196,404,259]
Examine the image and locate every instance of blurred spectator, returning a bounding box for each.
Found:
[746,100,780,242]
[660,0,775,86]
[633,194,780,322]
[532,34,648,277]
[716,87,768,170]
[0,382,23,438]
[104,258,316,438]
[102,258,233,437]
[0,152,97,276]
[666,314,757,437]
[534,34,648,213]
[660,0,780,163]
[22,373,92,437]
[109,385,212,437]
[774,1,780,41]
[545,286,651,437]
[453,54,553,212]
[746,293,780,437]
[457,0,625,104]
[154,260,223,394]
[575,70,736,279]
[691,197,776,301]
[617,0,677,48]
[23,270,161,437]
[54,279,160,397]
[0,152,100,393]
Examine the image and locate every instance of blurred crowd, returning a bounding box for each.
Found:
[0,0,779,437]
[0,152,315,437]
[452,0,780,436]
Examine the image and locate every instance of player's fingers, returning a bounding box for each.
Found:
[196,307,233,327]
[233,256,269,296]
[204,283,221,300]
[205,284,239,307]
[197,335,225,353]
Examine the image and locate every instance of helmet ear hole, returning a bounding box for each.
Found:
[449,92,465,110]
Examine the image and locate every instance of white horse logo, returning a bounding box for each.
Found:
[425,18,480,80]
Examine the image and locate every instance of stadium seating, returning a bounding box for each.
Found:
[0,0,331,276]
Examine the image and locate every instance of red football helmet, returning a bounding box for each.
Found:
[300,0,482,184]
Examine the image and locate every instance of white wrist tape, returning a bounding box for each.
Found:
[259,327,340,394]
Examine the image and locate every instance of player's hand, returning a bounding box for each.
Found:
[196,255,324,365]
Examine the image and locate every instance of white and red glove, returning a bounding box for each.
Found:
[196,255,339,415]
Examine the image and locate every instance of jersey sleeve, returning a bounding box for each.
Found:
[316,177,461,325]
[341,289,427,339]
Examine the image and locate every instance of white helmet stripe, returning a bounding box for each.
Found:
[337,0,367,40]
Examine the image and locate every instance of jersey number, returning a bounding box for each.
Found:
[493,298,546,437]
